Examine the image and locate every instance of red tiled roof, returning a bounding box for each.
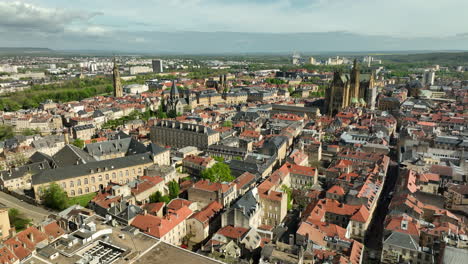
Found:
[327,185,345,196]
[143,202,165,215]
[216,226,249,240]
[192,180,231,193]
[131,206,193,238]
[350,240,364,264]
[297,220,349,247]
[190,201,223,226]
[43,221,65,239]
[350,206,370,223]
[0,246,18,264]
[140,176,164,186]
[167,199,192,211]
[385,214,420,236]
[131,180,156,196]
[183,155,214,167]
[234,172,256,191]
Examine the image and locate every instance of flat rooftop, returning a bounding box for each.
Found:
[134,242,222,264]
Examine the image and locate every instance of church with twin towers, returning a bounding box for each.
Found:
[325,59,377,116]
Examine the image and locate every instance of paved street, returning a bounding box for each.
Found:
[363,162,400,263]
[0,191,51,224]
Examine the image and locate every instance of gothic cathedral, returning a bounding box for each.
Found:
[325,59,376,116]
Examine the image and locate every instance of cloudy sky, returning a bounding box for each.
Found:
[1,0,467,53]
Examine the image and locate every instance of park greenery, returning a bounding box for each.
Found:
[0,76,113,111]
[201,162,234,183]
[8,208,32,231]
[41,183,96,210]
[102,109,158,130]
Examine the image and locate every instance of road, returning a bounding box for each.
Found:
[0,191,51,224]
[363,162,400,263]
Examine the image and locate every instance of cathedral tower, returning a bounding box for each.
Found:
[350,59,361,104]
[113,58,123,97]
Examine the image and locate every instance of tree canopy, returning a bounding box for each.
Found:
[0,125,14,141]
[8,208,32,232]
[42,183,69,210]
[72,138,85,149]
[201,162,234,183]
[168,180,180,200]
[149,191,170,204]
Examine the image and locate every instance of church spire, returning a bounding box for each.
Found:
[170,80,179,99]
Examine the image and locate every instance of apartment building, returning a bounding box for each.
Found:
[150,120,220,149]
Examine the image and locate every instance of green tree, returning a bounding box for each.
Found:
[281,185,293,210]
[213,156,225,162]
[8,208,32,231]
[0,125,14,141]
[222,120,232,127]
[168,180,180,199]
[149,191,171,204]
[72,138,85,148]
[42,183,69,210]
[21,128,41,136]
[201,162,234,183]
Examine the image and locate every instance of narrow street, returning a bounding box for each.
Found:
[0,191,51,224]
[363,162,400,263]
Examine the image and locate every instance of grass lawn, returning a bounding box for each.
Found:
[67,192,97,207]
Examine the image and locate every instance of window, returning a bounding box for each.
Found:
[85,187,89,193]
[70,181,74,187]
[78,188,82,195]
[105,174,109,180]
[138,168,142,174]
[98,175,103,181]
[92,186,96,192]
[84,178,88,184]
[126,170,129,176]
[91,177,95,183]
[112,172,116,179]
[77,179,81,186]
[61,182,66,189]
[71,190,75,196]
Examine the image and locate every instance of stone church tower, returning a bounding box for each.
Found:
[113,58,123,97]
[325,59,375,116]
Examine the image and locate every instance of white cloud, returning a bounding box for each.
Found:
[0,1,102,33]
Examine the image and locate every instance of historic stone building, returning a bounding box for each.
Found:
[150,120,220,149]
[325,60,376,115]
[32,153,155,200]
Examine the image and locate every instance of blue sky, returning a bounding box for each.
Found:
[0,0,467,52]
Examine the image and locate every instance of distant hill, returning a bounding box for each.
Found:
[0,47,54,55]
[380,52,468,65]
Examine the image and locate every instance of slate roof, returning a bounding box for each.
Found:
[32,153,153,185]
[232,188,260,217]
[383,231,419,251]
[0,160,51,181]
[52,144,96,167]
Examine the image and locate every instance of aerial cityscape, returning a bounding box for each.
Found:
[0,1,467,264]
